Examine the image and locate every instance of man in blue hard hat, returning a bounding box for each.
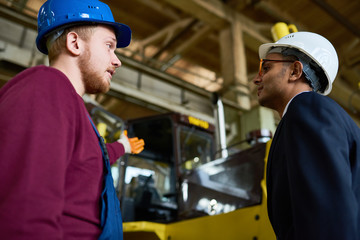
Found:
[0,0,144,239]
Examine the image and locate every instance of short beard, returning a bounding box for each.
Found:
[78,45,110,94]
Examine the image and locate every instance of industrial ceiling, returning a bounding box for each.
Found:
[1,0,360,124]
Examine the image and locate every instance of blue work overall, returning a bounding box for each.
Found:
[88,115,123,240]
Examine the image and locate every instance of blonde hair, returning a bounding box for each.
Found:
[48,24,97,64]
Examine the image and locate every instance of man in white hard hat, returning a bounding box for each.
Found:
[0,0,144,239]
[253,32,360,240]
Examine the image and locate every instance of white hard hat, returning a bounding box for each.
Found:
[259,31,339,95]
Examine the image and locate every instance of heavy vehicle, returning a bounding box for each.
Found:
[88,104,276,240]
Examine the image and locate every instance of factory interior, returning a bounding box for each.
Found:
[1,0,360,239]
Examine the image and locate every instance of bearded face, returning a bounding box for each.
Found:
[78,45,111,94]
[77,26,120,95]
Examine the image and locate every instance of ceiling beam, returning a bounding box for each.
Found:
[117,51,248,111]
[164,0,271,45]
[134,17,194,60]
[0,4,37,30]
[151,19,199,60]
[255,1,307,30]
[312,0,360,38]
[137,0,182,21]
[160,24,214,68]
[164,0,229,29]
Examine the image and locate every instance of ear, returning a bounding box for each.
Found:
[289,61,303,81]
[66,32,81,56]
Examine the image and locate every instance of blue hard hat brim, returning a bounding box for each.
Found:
[106,21,132,48]
[36,20,131,55]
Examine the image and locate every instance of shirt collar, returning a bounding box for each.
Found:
[282,91,310,117]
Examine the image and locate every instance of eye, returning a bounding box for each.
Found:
[262,64,270,73]
[106,43,113,49]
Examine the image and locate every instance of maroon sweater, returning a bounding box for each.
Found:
[0,66,125,239]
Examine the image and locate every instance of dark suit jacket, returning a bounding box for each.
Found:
[267,91,360,240]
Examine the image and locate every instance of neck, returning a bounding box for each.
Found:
[50,56,85,96]
[277,78,312,116]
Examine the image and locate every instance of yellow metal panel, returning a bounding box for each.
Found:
[123,141,276,240]
[257,140,276,240]
[261,140,272,199]
[166,206,266,240]
[123,204,275,240]
[123,221,168,240]
[96,122,107,139]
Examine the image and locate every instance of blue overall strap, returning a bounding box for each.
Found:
[87,115,123,240]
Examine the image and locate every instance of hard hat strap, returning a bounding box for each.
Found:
[282,48,323,92]
[46,29,64,51]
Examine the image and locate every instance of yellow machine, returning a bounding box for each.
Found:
[89,107,276,240]
[122,139,275,240]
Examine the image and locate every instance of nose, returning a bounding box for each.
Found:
[112,52,121,68]
[253,73,262,85]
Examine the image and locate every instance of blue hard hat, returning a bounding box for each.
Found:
[36,0,131,54]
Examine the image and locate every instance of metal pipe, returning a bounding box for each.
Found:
[213,93,228,158]
[217,97,228,158]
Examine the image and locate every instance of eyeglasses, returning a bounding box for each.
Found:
[259,59,296,76]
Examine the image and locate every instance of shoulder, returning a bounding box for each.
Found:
[1,65,75,95]
[285,92,359,133]
[1,65,83,119]
[26,65,74,90]
[283,92,333,133]
[14,65,78,101]
[287,92,343,118]
[12,65,68,82]
[291,91,336,108]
